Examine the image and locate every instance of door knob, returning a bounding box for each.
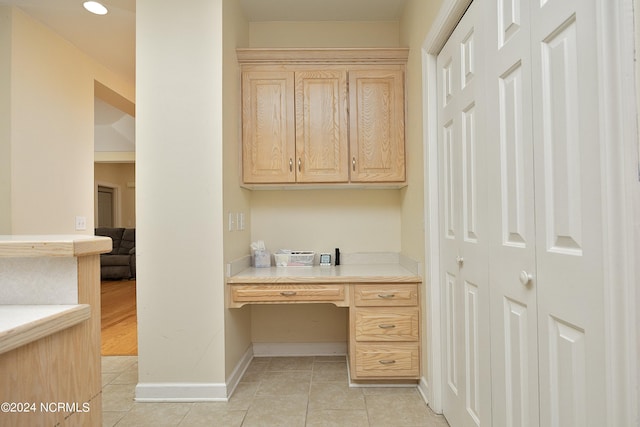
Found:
[519,270,533,285]
[456,256,464,266]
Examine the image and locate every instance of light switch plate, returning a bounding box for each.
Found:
[228,212,235,231]
[237,212,245,230]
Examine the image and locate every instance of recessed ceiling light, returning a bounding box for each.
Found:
[83,1,108,15]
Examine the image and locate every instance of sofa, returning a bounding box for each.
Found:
[95,227,136,280]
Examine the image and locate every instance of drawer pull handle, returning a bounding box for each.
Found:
[378,324,396,329]
[280,291,297,296]
[377,294,396,299]
[379,359,396,365]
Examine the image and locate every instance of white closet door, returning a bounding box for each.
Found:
[485,0,540,425]
[437,2,491,426]
[530,0,606,426]
[440,0,613,426]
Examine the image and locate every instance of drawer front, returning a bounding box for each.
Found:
[354,284,418,306]
[355,307,419,342]
[354,343,420,378]
[231,284,345,303]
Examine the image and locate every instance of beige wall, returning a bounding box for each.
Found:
[399,0,444,262]
[250,190,401,254]
[399,0,445,391]
[94,163,136,228]
[251,304,348,343]
[222,0,252,379]
[0,6,134,235]
[136,0,227,392]
[249,21,400,48]
[634,1,640,393]
[0,8,11,233]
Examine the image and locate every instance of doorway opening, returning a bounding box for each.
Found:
[97,185,116,227]
[94,81,137,356]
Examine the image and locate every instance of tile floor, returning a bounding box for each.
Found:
[102,355,450,427]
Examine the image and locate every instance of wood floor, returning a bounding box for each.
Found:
[101,280,137,356]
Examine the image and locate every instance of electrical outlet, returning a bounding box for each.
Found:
[75,216,87,231]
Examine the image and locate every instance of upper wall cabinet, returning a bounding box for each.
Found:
[238,48,408,188]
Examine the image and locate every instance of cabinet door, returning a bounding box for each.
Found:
[348,69,405,182]
[242,71,295,183]
[295,70,349,182]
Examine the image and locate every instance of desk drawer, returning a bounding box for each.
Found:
[230,284,346,304]
[353,284,418,307]
[353,343,420,378]
[354,307,419,341]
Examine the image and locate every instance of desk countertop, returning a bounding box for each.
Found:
[227,264,421,284]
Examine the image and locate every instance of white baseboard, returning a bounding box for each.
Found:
[225,345,254,398]
[252,342,347,357]
[135,382,228,402]
[417,376,430,405]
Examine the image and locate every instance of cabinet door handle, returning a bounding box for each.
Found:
[280,291,297,296]
[378,324,396,329]
[298,158,301,172]
[379,359,396,365]
[352,157,356,171]
[377,294,395,299]
[289,158,293,172]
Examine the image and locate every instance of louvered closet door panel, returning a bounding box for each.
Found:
[484,0,540,425]
[437,2,491,426]
[530,0,606,425]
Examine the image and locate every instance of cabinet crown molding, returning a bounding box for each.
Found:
[236,48,409,65]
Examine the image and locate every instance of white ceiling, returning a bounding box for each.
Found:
[0,0,407,152]
[94,98,135,152]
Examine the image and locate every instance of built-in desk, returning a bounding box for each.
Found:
[227,264,422,382]
[0,235,111,427]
